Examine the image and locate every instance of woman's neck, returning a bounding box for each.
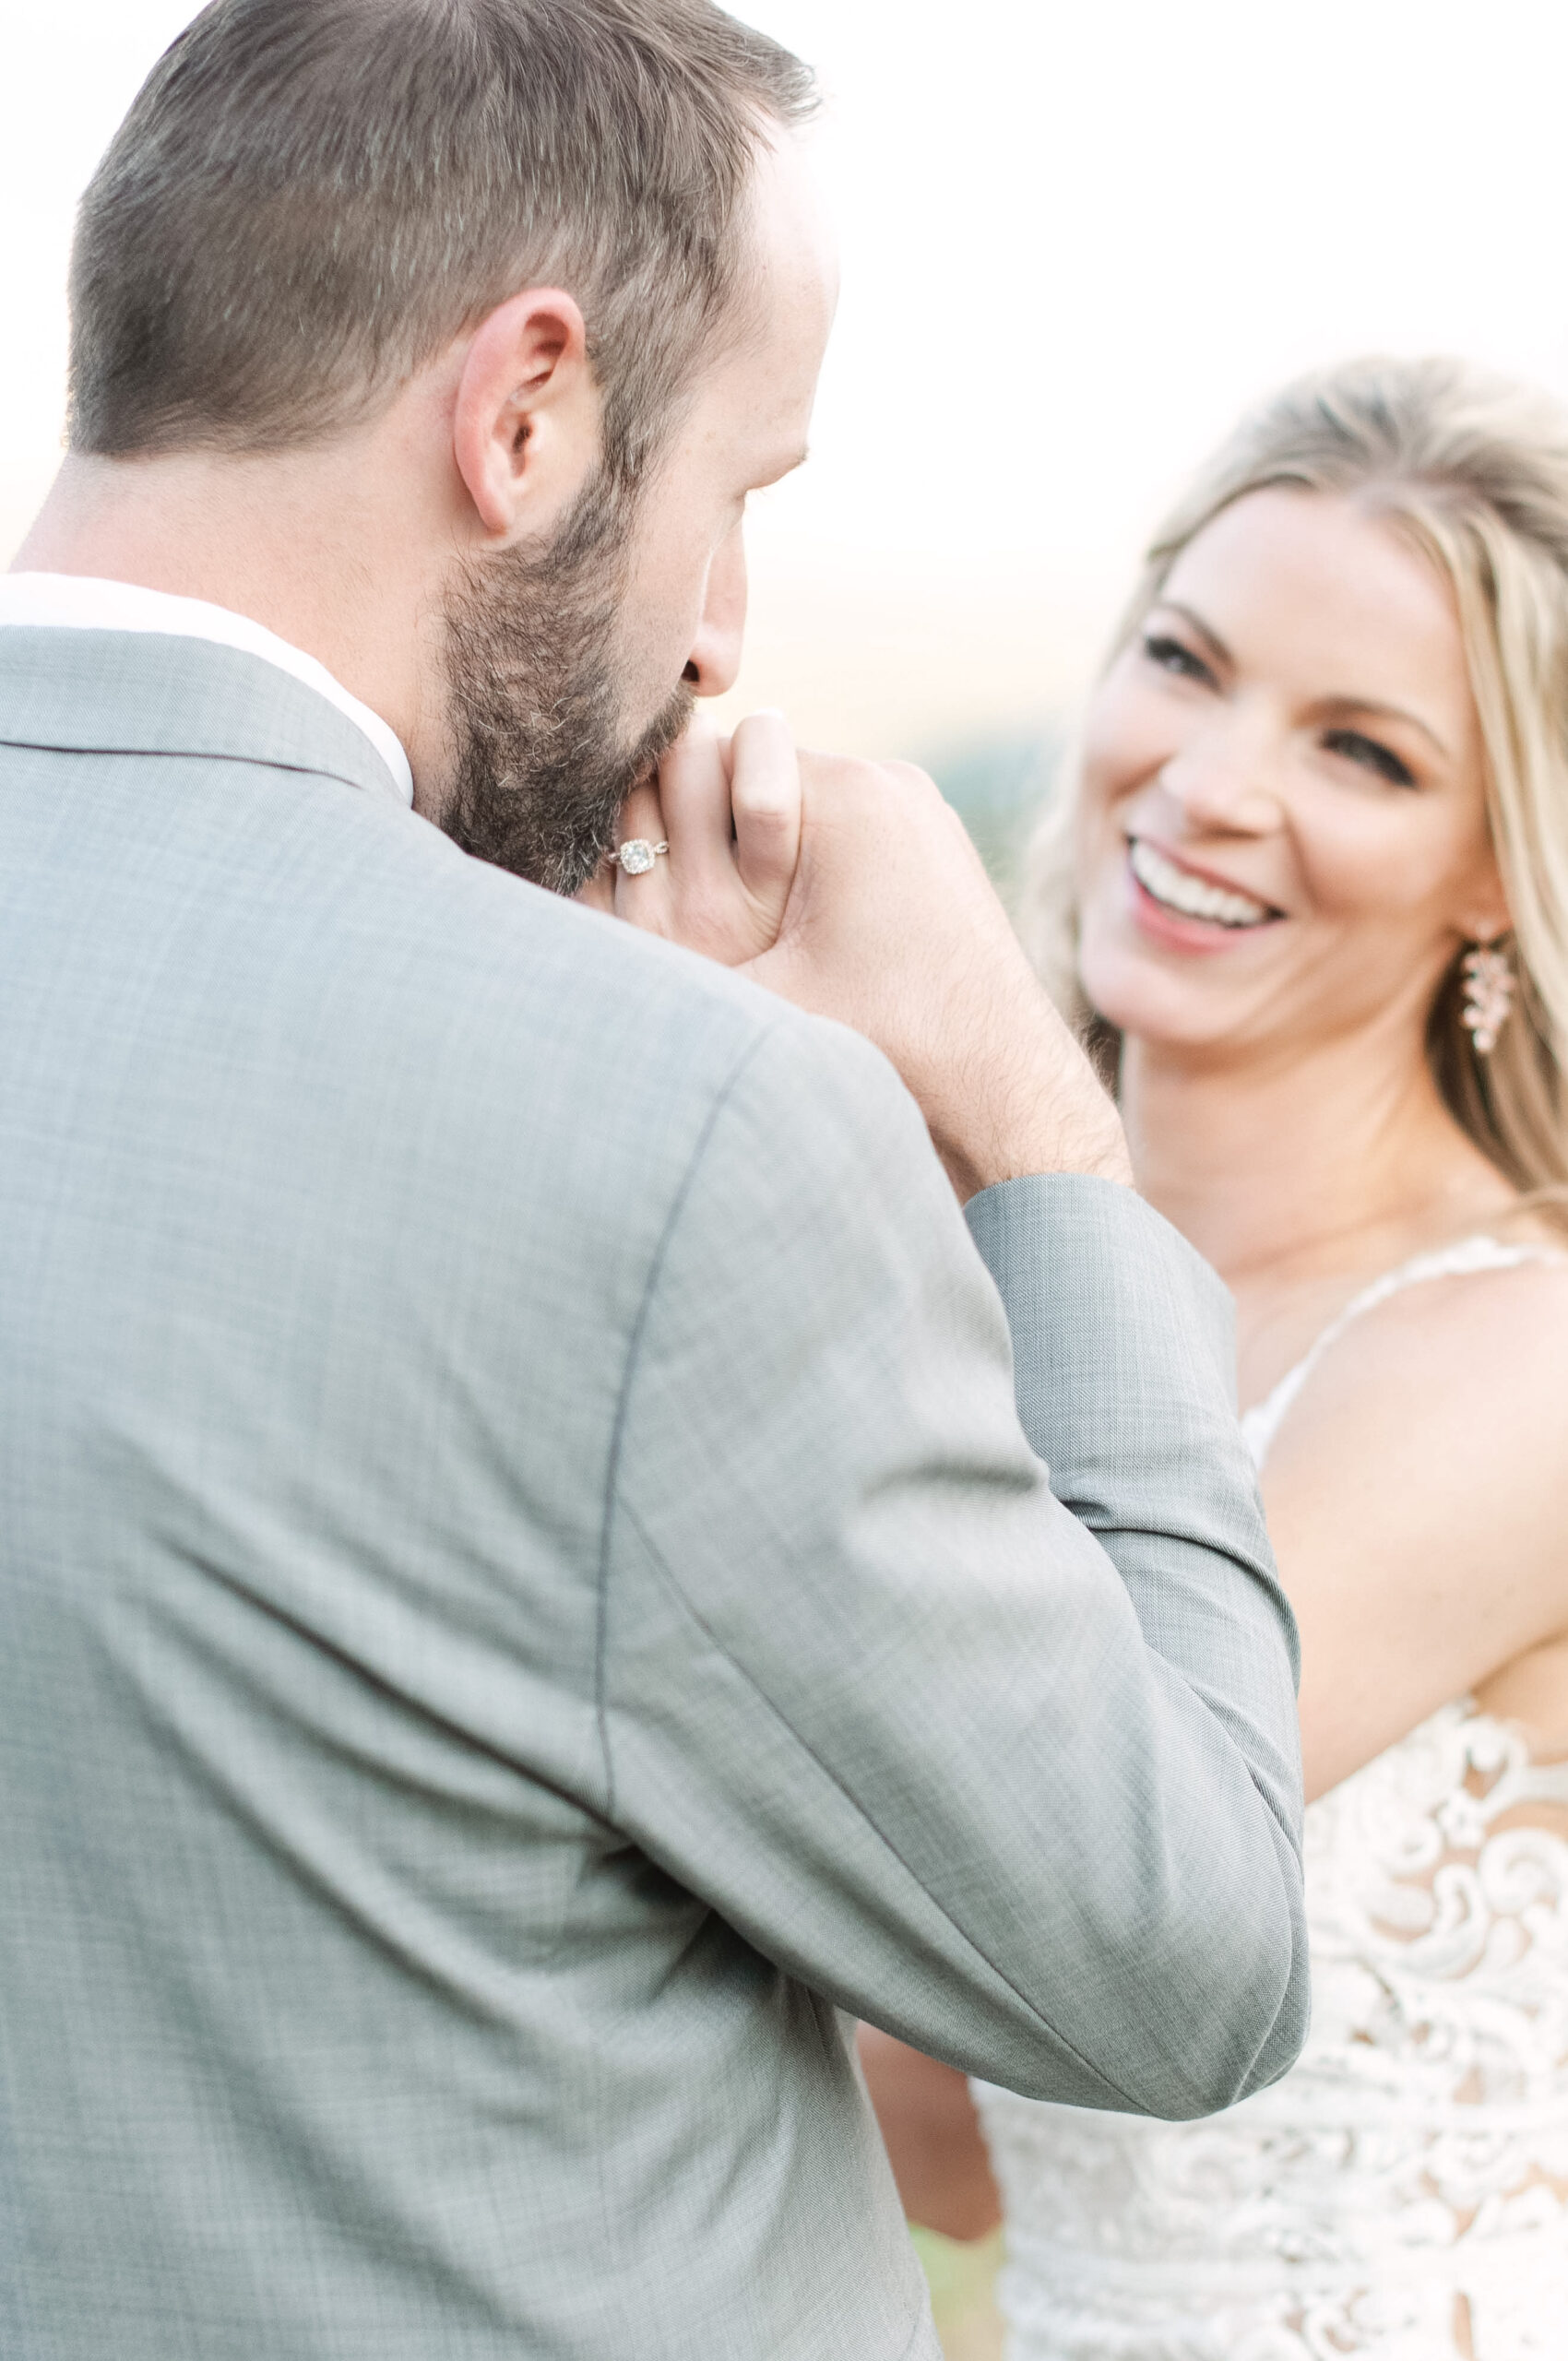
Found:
[1121,1019,1515,1292]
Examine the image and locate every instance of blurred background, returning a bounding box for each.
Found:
[6,4,1568,2342]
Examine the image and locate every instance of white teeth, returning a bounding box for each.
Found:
[1128,839,1274,929]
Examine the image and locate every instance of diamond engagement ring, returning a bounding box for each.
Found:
[608,838,669,876]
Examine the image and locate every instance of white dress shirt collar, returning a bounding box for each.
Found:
[0,573,413,809]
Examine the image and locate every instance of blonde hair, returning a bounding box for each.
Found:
[1024,354,1568,1203]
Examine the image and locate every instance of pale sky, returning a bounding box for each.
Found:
[7,0,1568,754]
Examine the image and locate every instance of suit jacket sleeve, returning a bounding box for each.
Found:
[599,1010,1308,2118]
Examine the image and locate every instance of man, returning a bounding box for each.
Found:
[0,4,1307,2356]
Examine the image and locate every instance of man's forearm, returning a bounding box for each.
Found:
[967,1169,1306,2100]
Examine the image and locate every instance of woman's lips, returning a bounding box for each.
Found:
[1128,837,1278,927]
[1121,839,1284,952]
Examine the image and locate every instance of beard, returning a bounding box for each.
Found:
[438,467,694,896]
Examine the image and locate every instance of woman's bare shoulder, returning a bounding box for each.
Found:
[1360,1243,1568,1376]
[1270,1255,1568,1640]
[1276,1250,1568,1492]
[1268,1251,1568,1793]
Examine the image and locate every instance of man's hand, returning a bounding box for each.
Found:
[592,713,1130,1202]
[742,745,1130,1200]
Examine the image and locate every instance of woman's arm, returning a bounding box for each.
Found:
[856,2025,1002,2240]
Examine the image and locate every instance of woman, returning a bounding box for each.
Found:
[861,356,1568,2358]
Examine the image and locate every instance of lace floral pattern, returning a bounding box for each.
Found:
[976,1700,1568,2357]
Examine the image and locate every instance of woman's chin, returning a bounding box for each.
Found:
[1077,944,1253,1054]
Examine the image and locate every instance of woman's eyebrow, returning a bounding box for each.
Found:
[1158,599,1233,669]
[1159,599,1454,760]
[1316,694,1452,760]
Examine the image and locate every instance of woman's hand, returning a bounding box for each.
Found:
[576,713,802,967]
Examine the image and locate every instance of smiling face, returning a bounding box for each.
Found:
[1074,487,1512,1066]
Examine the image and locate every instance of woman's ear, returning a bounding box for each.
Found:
[451,289,599,541]
[1455,848,1513,948]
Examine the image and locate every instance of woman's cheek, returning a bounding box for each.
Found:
[1293,799,1451,929]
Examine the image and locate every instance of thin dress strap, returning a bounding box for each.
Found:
[1241,1233,1568,1471]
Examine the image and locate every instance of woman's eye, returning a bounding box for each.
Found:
[1142,633,1213,684]
[1322,729,1417,789]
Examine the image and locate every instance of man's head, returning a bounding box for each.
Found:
[65,0,832,886]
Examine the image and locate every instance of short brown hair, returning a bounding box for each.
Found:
[68,0,816,476]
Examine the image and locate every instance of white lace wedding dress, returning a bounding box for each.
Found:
[974,1237,1568,2359]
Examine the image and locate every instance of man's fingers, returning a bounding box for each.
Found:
[730,711,802,911]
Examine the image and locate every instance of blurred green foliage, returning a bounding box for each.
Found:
[910,2224,1006,2360]
[925,734,1060,899]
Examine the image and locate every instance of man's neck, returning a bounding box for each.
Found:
[15,445,446,802]
[1121,1015,1517,1291]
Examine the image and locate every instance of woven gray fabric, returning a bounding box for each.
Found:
[0,627,1306,2361]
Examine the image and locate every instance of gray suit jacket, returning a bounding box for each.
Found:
[0,627,1307,2361]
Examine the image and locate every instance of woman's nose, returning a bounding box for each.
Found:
[683,528,748,699]
[1158,734,1283,835]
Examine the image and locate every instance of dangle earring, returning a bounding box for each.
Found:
[1461,939,1515,1057]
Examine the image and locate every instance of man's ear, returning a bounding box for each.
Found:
[452,289,599,542]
